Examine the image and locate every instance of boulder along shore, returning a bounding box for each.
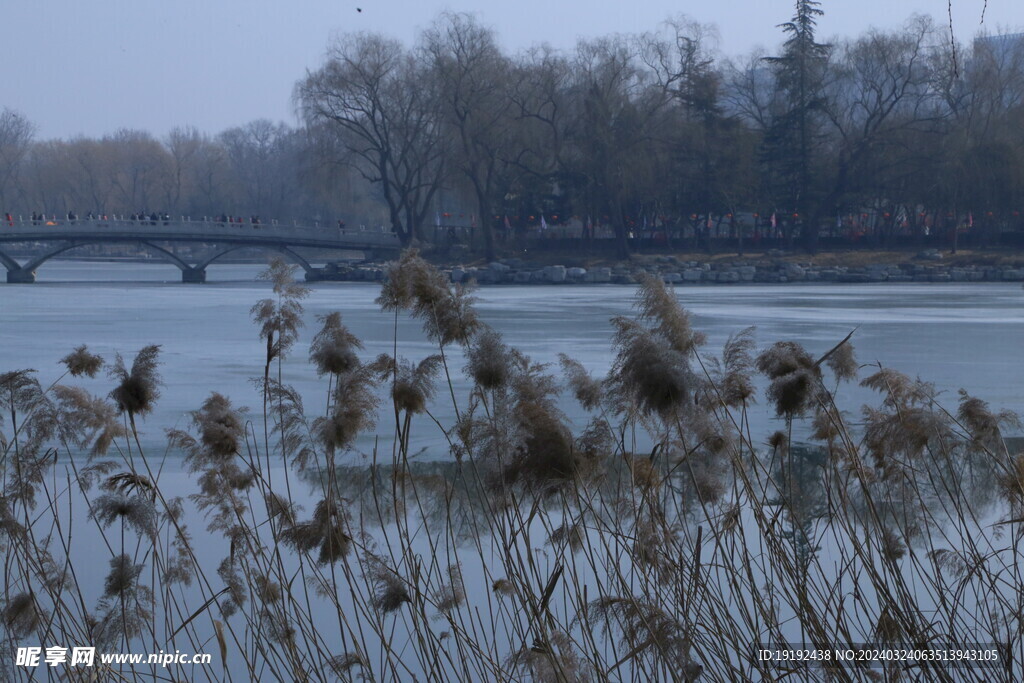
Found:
[317,249,1024,285]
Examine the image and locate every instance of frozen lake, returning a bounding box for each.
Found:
[2,260,1021,457]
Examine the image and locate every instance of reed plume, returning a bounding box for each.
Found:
[252,259,309,367]
[216,557,249,618]
[0,370,56,455]
[52,385,126,456]
[378,249,479,345]
[756,341,822,417]
[169,393,246,465]
[108,345,162,417]
[254,574,282,604]
[586,596,699,674]
[93,555,154,647]
[825,339,858,382]
[168,393,253,533]
[716,326,757,407]
[433,563,466,614]
[328,653,368,677]
[280,497,352,565]
[558,355,603,411]
[0,370,44,419]
[610,318,693,417]
[3,592,46,638]
[633,273,706,354]
[365,555,411,613]
[315,366,379,456]
[372,354,443,414]
[509,629,590,683]
[957,389,1019,453]
[90,490,157,538]
[60,345,105,378]
[494,362,596,492]
[309,311,363,376]
[466,327,519,390]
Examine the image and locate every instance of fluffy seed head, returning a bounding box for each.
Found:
[309,312,363,376]
[108,345,162,417]
[60,345,105,377]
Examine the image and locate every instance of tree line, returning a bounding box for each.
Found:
[4,2,1024,257]
[0,117,383,229]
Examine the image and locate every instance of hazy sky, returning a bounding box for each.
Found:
[6,0,1021,140]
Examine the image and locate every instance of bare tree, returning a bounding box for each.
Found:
[298,33,446,245]
[563,35,674,257]
[816,18,945,245]
[217,120,295,217]
[163,126,204,213]
[104,129,172,213]
[424,13,516,260]
[0,108,35,211]
[503,46,572,214]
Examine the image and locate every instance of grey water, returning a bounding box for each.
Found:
[3,260,1023,462]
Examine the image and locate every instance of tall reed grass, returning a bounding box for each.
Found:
[1,253,1021,681]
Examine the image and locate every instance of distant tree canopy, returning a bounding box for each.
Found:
[4,8,1024,255]
[1,118,391,226]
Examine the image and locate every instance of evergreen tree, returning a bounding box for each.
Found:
[763,0,831,251]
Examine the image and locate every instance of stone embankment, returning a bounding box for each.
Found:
[322,249,1024,285]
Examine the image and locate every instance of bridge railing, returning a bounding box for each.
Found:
[0,217,398,244]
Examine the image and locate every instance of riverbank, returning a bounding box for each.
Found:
[322,248,1024,285]
[36,246,1024,285]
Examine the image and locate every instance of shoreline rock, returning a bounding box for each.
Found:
[318,257,1024,286]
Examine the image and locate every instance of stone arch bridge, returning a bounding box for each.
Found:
[0,218,400,283]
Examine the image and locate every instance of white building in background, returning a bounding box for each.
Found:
[972,32,1024,62]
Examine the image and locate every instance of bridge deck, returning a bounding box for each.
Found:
[0,218,399,250]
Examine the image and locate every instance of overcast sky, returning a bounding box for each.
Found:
[6,0,1020,140]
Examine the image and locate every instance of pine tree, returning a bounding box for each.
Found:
[763,0,831,252]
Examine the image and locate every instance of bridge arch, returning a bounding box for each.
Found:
[0,240,320,283]
[7,241,197,275]
[0,246,21,272]
[0,218,391,283]
[194,244,316,275]
[18,241,86,274]
[2,241,98,282]
[138,241,193,271]
[2,240,199,282]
